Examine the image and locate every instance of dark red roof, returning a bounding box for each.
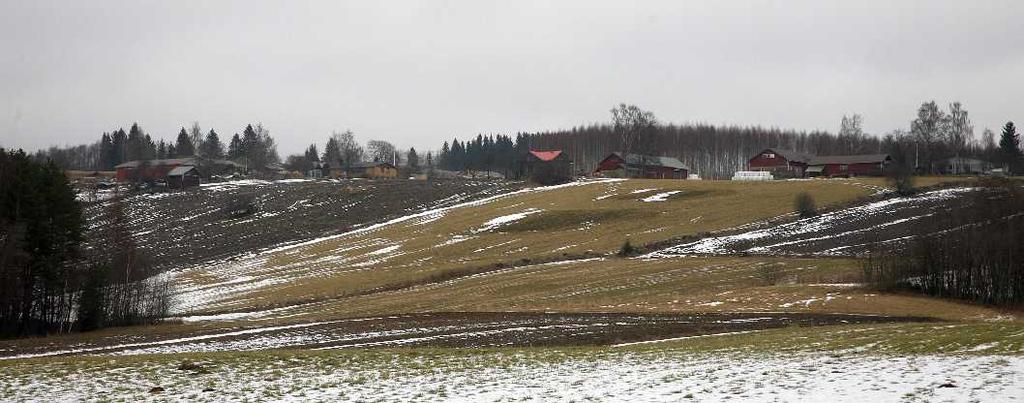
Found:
[529,150,563,162]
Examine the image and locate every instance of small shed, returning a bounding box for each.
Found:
[523,150,572,185]
[594,152,689,179]
[307,161,325,179]
[167,165,200,189]
[935,157,991,175]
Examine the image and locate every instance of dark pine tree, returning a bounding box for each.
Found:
[999,121,1021,174]
[200,129,224,159]
[227,133,243,160]
[175,128,195,157]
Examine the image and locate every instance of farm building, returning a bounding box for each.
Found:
[748,148,813,177]
[806,154,892,177]
[166,165,200,188]
[115,158,194,182]
[594,152,689,179]
[346,161,399,179]
[307,161,325,179]
[523,150,572,185]
[935,157,992,175]
[115,157,243,182]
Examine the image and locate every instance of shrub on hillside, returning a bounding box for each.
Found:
[758,264,784,286]
[795,192,817,218]
[886,163,916,196]
[223,194,257,219]
[617,239,637,257]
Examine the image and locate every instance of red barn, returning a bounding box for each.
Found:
[806,154,892,177]
[594,152,688,179]
[748,148,813,177]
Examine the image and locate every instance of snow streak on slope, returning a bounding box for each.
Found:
[647,187,977,258]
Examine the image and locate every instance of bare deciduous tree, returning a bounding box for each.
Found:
[367,139,398,164]
[611,103,658,177]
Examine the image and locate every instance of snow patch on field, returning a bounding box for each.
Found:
[641,190,681,202]
[476,208,543,232]
[3,352,1022,402]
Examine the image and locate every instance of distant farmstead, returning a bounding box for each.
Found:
[594,152,689,179]
[114,157,243,182]
[523,149,572,185]
[806,154,892,177]
[346,161,398,179]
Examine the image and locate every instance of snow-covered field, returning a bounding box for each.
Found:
[3,349,1021,402]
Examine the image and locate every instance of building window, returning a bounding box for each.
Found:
[840,164,848,171]
[765,153,776,159]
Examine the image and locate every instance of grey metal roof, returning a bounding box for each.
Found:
[165,165,197,175]
[613,152,690,171]
[808,154,892,165]
[167,165,197,176]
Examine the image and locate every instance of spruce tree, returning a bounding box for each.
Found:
[99,133,115,170]
[407,148,420,173]
[999,121,1021,173]
[175,128,195,157]
[227,133,243,160]
[111,128,127,166]
[200,129,225,159]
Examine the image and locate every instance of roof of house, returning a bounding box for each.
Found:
[808,154,892,165]
[167,165,198,177]
[610,152,690,171]
[528,150,563,162]
[759,148,813,164]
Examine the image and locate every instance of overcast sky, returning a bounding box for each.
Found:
[2,0,1022,156]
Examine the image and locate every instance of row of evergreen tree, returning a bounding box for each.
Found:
[435,102,1023,179]
[1,149,165,337]
[35,122,281,171]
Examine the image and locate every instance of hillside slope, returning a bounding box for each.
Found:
[80,179,520,270]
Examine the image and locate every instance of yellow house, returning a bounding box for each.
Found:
[345,162,398,179]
